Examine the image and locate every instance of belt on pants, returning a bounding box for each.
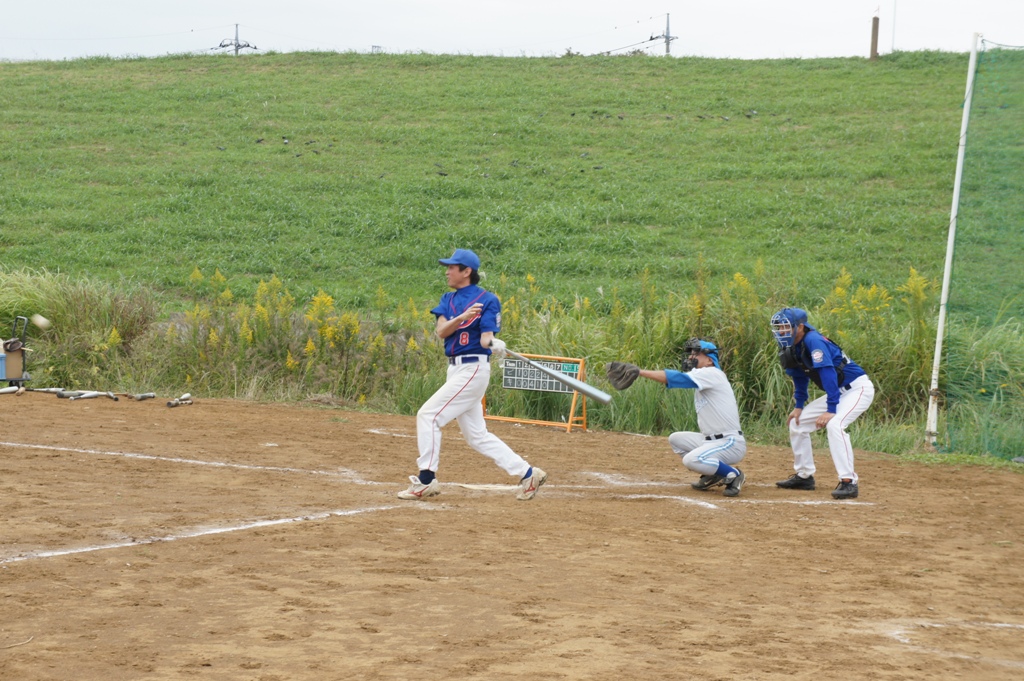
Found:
[448,354,488,366]
[705,431,742,441]
[840,375,868,392]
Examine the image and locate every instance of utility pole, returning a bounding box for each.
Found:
[870,14,880,60]
[214,24,256,56]
[652,14,677,56]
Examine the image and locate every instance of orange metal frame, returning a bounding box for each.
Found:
[483,353,587,432]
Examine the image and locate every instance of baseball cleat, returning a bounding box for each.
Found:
[723,469,745,497]
[516,467,547,501]
[776,473,816,490]
[691,474,725,490]
[397,476,440,500]
[831,480,859,499]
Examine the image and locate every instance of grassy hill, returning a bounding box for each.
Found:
[0,50,968,307]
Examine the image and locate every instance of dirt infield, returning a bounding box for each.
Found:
[2,394,1022,680]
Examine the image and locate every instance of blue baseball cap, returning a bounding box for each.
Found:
[698,340,720,369]
[439,248,480,270]
[685,338,720,368]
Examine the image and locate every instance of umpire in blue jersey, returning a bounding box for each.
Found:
[771,308,875,499]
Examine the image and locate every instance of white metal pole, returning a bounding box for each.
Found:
[925,32,981,445]
[235,24,240,57]
[891,1,897,52]
[666,14,671,56]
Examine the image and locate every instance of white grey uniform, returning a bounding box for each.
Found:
[665,366,747,476]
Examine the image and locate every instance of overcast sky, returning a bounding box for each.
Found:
[1,1,1021,62]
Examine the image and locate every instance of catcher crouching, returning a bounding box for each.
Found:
[606,338,747,496]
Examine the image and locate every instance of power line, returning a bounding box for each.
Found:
[494,13,668,55]
[592,14,676,57]
[212,24,256,56]
[0,25,232,43]
[596,37,661,56]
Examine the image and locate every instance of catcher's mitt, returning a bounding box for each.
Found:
[606,361,640,390]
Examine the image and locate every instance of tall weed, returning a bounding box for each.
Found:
[7,264,1020,457]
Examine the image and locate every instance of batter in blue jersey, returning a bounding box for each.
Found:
[397,249,547,502]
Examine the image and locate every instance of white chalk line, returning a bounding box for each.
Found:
[0,505,408,565]
[1,442,875,505]
[737,498,874,506]
[0,440,385,485]
[366,428,415,438]
[2,440,577,494]
[621,494,722,509]
[618,493,873,509]
[454,483,520,491]
[885,620,1024,669]
[584,472,680,487]
[584,472,874,505]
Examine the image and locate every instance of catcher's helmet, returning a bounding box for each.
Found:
[770,308,813,348]
[683,337,720,369]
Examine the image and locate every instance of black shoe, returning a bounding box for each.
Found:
[723,469,745,497]
[776,474,816,490]
[832,480,859,499]
[691,474,725,490]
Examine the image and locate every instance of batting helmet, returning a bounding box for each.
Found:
[682,337,720,370]
[770,308,814,348]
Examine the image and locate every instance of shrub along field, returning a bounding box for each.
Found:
[3,50,1017,456]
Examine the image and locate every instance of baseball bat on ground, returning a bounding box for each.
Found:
[167,393,193,407]
[67,391,118,401]
[504,349,612,405]
[56,390,86,399]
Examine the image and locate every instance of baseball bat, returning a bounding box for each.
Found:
[504,349,612,405]
[167,393,193,407]
[56,390,86,399]
[69,391,103,401]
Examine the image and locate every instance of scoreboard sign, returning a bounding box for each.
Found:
[501,358,581,395]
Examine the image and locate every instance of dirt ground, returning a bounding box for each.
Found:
[1,393,1022,680]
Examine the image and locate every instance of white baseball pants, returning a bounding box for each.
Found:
[416,358,530,478]
[668,431,747,476]
[789,374,875,482]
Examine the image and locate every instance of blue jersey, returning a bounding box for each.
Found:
[786,328,866,413]
[431,285,501,357]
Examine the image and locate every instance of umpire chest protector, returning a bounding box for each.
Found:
[778,341,848,391]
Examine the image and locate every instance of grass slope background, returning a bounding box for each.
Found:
[0,51,967,307]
